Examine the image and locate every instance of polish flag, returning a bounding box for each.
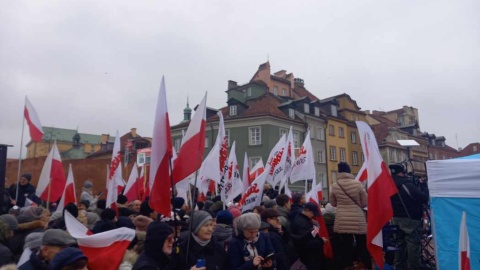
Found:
[459,211,470,270]
[123,163,140,202]
[137,165,146,200]
[290,130,315,183]
[355,162,368,182]
[24,96,44,142]
[197,111,227,195]
[24,198,37,207]
[239,171,267,212]
[307,181,333,259]
[172,93,207,184]
[106,130,123,210]
[356,121,397,269]
[57,164,76,213]
[36,142,66,202]
[279,126,295,189]
[65,211,135,270]
[265,134,287,186]
[220,141,243,205]
[249,159,264,184]
[242,152,250,193]
[149,77,173,217]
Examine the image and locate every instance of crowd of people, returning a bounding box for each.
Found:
[0,161,429,270]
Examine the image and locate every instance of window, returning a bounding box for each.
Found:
[317,150,325,163]
[247,87,252,97]
[397,150,402,161]
[273,86,278,95]
[352,151,358,165]
[361,152,365,164]
[174,138,181,153]
[331,105,337,116]
[249,127,261,145]
[289,108,295,119]
[339,127,344,138]
[474,145,478,152]
[317,127,325,140]
[351,132,357,143]
[339,148,346,162]
[279,128,288,139]
[304,104,310,114]
[314,107,320,116]
[249,157,262,168]
[328,125,335,136]
[390,149,395,161]
[429,153,433,159]
[229,105,237,116]
[318,173,327,190]
[293,131,300,148]
[282,88,287,96]
[225,129,230,147]
[205,137,209,148]
[329,146,336,160]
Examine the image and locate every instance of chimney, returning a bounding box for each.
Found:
[228,80,238,90]
[130,128,137,137]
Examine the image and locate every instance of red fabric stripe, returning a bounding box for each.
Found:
[40,159,66,202]
[24,106,43,142]
[79,240,131,270]
[461,251,470,270]
[172,121,206,184]
[64,183,76,206]
[149,153,172,217]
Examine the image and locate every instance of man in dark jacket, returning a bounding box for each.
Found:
[8,173,37,208]
[289,192,305,222]
[291,202,327,270]
[261,209,293,270]
[389,164,429,270]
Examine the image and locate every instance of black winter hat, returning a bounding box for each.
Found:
[389,164,405,175]
[49,247,87,270]
[140,197,154,217]
[101,208,116,221]
[338,162,351,173]
[21,173,32,181]
[144,221,173,257]
[173,197,185,209]
[117,194,128,204]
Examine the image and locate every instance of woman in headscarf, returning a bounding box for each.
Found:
[169,210,228,270]
[228,213,275,270]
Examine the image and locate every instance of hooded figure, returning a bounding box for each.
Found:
[132,221,174,270]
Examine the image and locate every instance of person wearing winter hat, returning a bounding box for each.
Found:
[8,173,37,208]
[132,221,173,270]
[133,215,153,232]
[0,214,18,232]
[77,200,90,211]
[169,210,228,270]
[80,179,99,211]
[260,209,292,270]
[0,220,15,267]
[228,213,275,269]
[213,210,233,250]
[330,161,371,270]
[140,197,157,220]
[92,208,117,234]
[49,247,88,270]
[289,192,306,222]
[263,199,277,209]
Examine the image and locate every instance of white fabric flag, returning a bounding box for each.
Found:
[290,130,315,183]
[106,130,123,209]
[220,141,243,205]
[264,134,287,186]
[239,171,267,212]
[280,126,295,189]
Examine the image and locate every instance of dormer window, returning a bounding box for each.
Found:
[314,107,320,116]
[273,86,278,95]
[229,105,237,116]
[304,104,310,114]
[247,87,252,97]
[282,89,287,96]
[331,105,337,117]
[289,108,295,119]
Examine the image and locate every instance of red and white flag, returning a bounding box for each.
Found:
[249,159,265,184]
[356,121,397,269]
[197,111,227,195]
[24,198,37,207]
[242,152,250,193]
[290,130,315,183]
[172,93,207,183]
[149,77,173,217]
[123,163,140,202]
[459,211,470,270]
[65,211,135,270]
[280,126,296,189]
[265,134,287,186]
[24,96,44,142]
[239,171,267,212]
[57,164,76,213]
[36,142,66,202]
[355,161,368,182]
[220,141,243,205]
[306,181,322,204]
[106,130,123,210]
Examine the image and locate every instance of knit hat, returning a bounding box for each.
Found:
[133,215,153,232]
[173,197,185,209]
[389,164,405,175]
[49,247,87,270]
[64,203,78,218]
[17,206,45,223]
[144,221,173,258]
[101,208,116,221]
[78,200,90,209]
[237,213,261,230]
[21,173,32,181]
[24,232,44,250]
[116,216,135,229]
[140,197,154,217]
[292,192,304,204]
[228,206,242,219]
[338,162,351,173]
[117,194,128,205]
[209,201,224,214]
[191,210,213,234]
[42,229,76,247]
[85,212,100,230]
[0,214,18,231]
[216,210,233,225]
[203,200,214,211]
[83,180,93,189]
[260,209,281,221]
[263,199,277,209]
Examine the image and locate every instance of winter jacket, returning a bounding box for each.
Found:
[391,174,429,220]
[9,220,45,262]
[288,204,303,222]
[0,243,15,267]
[291,212,325,269]
[276,206,290,230]
[18,251,49,270]
[213,224,233,251]
[329,172,368,234]
[266,225,291,270]
[228,232,275,270]
[81,188,98,211]
[8,183,36,208]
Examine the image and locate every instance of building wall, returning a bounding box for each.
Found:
[325,118,349,187]
[27,141,102,159]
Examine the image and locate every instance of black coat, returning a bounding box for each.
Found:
[228,232,275,270]
[390,175,429,220]
[133,251,170,270]
[169,233,228,270]
[0,243,15,267]
[266,225,291,270]
[291,212,325,270]
[18,251,48,270]
[8,183,36,208]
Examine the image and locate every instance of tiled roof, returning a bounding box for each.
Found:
[41,127,115,144]
[292,83,319,101]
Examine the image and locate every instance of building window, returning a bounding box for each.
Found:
[314,107,320,117]
[397,150,402,161]
[339,127,344,138]
[229,105,237,116]
[361,152,365,164]
[317,127,325,141]
[474,145,478,152]
[318,173,327,190]
[282,88,287,96]
[351,132,357,143]
[390,149,395,161]
[330,146,336,161]
[289,108,295,119]
[352,151,358,165]
[293,131,300,148]
[429,153,433,159]
[328,125,335,136]
[339,148,346,162]
[247,87,252,97]
[205,137,209,148]
[331,105,337,117]
[225,129,230,147]
[174,138,181,153]
[317,150,325,163]
[249,127,261,145]
[249,156,262,168]
[304,104,310,114]
[273,86,278,95]
[279,128,288,139]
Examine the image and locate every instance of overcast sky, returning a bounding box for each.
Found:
[1,0,479,159]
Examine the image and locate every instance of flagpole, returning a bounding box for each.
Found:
[46,177,52,213]
[168,159,178,239]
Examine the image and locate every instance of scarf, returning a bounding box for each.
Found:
[192,233,210,247]
[243,234,259,262]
